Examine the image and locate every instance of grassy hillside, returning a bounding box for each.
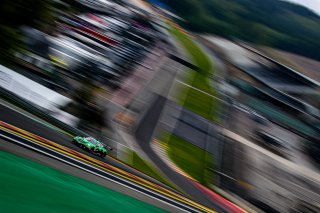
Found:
[162,0,320,61]
[164,25,217,185]
[169,25,219,121]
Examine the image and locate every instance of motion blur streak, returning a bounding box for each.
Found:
[0,121,213,213]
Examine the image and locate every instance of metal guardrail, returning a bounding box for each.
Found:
[0,85,133,160]
[0,86,89,138]
[229,79,319,139]
[235,41,320,88]
[231,63,320,119]
[169,53,200,72]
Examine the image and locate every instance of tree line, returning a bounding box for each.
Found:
[162,0,320,61]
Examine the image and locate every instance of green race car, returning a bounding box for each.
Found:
[72,136,112,158]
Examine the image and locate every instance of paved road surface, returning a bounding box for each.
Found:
[0,138,183,212]
[0,103,174,191]
[132,82,231,212]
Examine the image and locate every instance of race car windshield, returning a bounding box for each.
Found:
[85,137,98,145]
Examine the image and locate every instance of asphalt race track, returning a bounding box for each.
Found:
[0,103,171,188]
[0,103,216,212]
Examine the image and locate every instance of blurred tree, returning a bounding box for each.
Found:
[0,0,54,27]
[161,0,320,60]
[0,0,54,62]
[72,78,108,134]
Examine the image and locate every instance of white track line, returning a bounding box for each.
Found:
[0,132,200,213]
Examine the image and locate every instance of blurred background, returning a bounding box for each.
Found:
[0,0,320,212]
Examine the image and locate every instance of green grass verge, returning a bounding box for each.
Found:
[164,134,214,185]
[0,151,165,213]
[169,26,219,121]
[130,152,176,189]
[169,28,211,73]
[161,25,217,184]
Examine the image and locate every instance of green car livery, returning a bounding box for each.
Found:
[72,136,112,158]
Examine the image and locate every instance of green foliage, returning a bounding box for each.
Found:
[0,0,54,27]
[163,0,320,60]
[0,0,54,61]
[0,26,22,62]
